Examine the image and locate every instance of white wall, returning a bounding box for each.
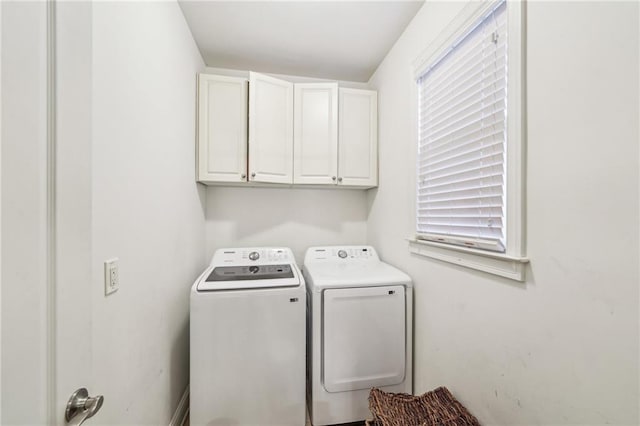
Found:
[92,2,205,424]
[367,1,639,425]
[205,187,367,264]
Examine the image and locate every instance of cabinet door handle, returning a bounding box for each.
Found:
[241,173,246,179]
[337,177,343,182]
[251,172,256,178]
[332,176,336,181]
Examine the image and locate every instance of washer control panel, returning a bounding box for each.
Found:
[304,246,379,263]
[211,247,294,265]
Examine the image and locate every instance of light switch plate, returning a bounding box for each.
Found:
[104,258,119,295]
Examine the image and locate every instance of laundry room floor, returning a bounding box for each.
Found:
[182,408,366,425]
[182,413,316,426]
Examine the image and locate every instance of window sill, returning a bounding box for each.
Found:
[407,238,529,282]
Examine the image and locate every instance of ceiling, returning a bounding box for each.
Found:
[178,1,424,82]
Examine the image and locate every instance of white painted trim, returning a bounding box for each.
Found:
[0,0,3,420]
[413,0,502,79]
[505,0,527,258]
[46,0,58,424]
[408,238,528,282]
[169,386,190,426]
[410,0,527,277]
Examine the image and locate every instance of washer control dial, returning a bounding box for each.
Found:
[338,250,348,259]
[248,251,260,261]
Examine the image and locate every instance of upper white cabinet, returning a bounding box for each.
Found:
[294,85,377,188]
[338,88,378,187]
[293,83,338,185]
[249,72,294,184]
[196,72,378,189]
[197,74,248,183]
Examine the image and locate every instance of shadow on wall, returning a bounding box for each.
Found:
[203,185,369,262]
[205,186,367,237]
[366,187,379,215]
[170,314,190,418]
[196,173,208,216]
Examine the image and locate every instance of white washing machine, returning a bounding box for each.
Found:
[303,246,413,426]
[190,247,306,426]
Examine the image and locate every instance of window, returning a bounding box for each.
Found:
[410,0,527,280]
[417,1,507,252]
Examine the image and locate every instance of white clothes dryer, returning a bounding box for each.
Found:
[303,246,413,426]
[190,247,306,426]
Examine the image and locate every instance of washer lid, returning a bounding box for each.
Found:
[303,261,411,289]
[197,264,301,291]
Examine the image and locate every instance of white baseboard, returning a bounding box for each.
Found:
[169,386,189,426]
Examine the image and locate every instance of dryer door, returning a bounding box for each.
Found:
[322,285,405,393]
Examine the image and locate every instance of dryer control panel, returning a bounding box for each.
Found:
[304,246,379,263]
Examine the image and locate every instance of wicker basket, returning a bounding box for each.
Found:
[366,387,481,426]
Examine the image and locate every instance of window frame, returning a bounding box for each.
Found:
[408,0,528,281]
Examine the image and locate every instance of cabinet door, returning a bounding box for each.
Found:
[293,83,338,185]
[197,74,248,183]
[338,88,378,187]
[323,285,406,392]
[249,72,294,184]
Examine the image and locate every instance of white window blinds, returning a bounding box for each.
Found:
[417,0,507,253]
